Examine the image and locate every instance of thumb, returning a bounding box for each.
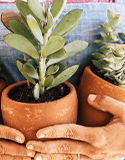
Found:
[0,125,25,143]
[88,94,125,118]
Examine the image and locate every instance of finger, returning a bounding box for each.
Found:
[0,140,35,157]
[27,140,104,159]
[0,125,25,143]
[88,94,125,118]
[36,124,107,147]
[35,153,91,160]
[0,155,31,160]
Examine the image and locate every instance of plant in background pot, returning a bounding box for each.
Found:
[1,0,88,141]
[78,10,125,127]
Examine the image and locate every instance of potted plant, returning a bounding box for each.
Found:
[1,0,88,141]
[78,10,125,127]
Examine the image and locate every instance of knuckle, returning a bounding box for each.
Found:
[57,144,71,153]
[64,128,76,139]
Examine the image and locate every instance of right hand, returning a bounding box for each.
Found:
[0,125,35,160]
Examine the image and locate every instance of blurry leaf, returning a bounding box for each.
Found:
[119,33,125,42]
[4,34,39,60]
[107,15,120,27]
[64,41,88,58]
[27,15,43,44]
[17,60,36,85]
[47,65,59,76]
[45,0,49,14]
[23,62,39,80]
[100,24,112,33]
[33,83,40,100]
[92,60,109,70]
[27,59,37,67]
[47,48,66,66]
[51,9,83,36]
[28,0,45,21]
[45,75,54,87]
[9,19,38,48]
[46,11,54,30]
[107,10,114,20]
[47,65,79,89]
[98,46,112,55]
[51,0,67,21]
[92,52,105,60]
[62,23,77,37]
[44,35,65,56]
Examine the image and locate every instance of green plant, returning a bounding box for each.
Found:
[4,0,88,100]
[92,10,125,88]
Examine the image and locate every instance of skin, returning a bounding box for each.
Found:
[26,94,125,160]
[0,125,35,160]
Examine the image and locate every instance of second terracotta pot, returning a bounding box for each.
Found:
[78,66,125,127]
[1,81,78,142]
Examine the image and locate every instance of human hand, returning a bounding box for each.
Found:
[26,95,125,160]
[0,125,35,160]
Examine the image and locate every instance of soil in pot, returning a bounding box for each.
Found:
[9,83,70,103]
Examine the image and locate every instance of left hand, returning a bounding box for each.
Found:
[26,94,125,160]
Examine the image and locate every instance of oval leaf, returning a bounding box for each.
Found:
[47,48,66,66]
[47,65,59,76]
[23,62,39,80]
[46,11,54,30]
[119,33,125,42]
[48,65,79,89]
[27,15,43,44]
[17,60,36,85]
[45,75,54,87]
[9,19,38,48]
[51,0,67,22]
[4,34,39,60]
[51,9,83,36]
[28,0,45,21]
[33,83,40,100]
[44,35,65,56]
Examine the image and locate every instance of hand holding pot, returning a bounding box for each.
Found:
[0,125,35,160]
[27,95,125,160]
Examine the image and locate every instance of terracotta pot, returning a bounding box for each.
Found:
[78,66,125,127]
[1,80,78,142]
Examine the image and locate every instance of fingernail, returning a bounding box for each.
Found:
[27,145,34,150]
[38,134,45,139]
[27,150,35,157]
[16,136,23,143]
[36,156,42,160]
[89,94,97,101]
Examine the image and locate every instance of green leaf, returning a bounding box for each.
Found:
[47,65,59,76]
[51,0,67,21]
[28,0,45,21]
[17,60,36,85]
[9,19,38,48]
[4,34,39,60]
[119,33,125,42]
[44,35,65,56]
[62,23,77,37]
[27,59,37,67]
[107,10,114,20]
[107,15,120,27]
[45,0,49,14]
[100,24,112,33]
[92,52,105,60]
[51,9,83,36]
[33,83,40,100]
[23,62,39,80]
[46,11,54,30]
[64,41,88,58]
[47,48,66,66]
[27,15,43,44]
[45,75,54,87]
[48,65,79,89]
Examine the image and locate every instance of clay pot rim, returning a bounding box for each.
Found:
[86,65,125,92]
[2,80,75,105]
